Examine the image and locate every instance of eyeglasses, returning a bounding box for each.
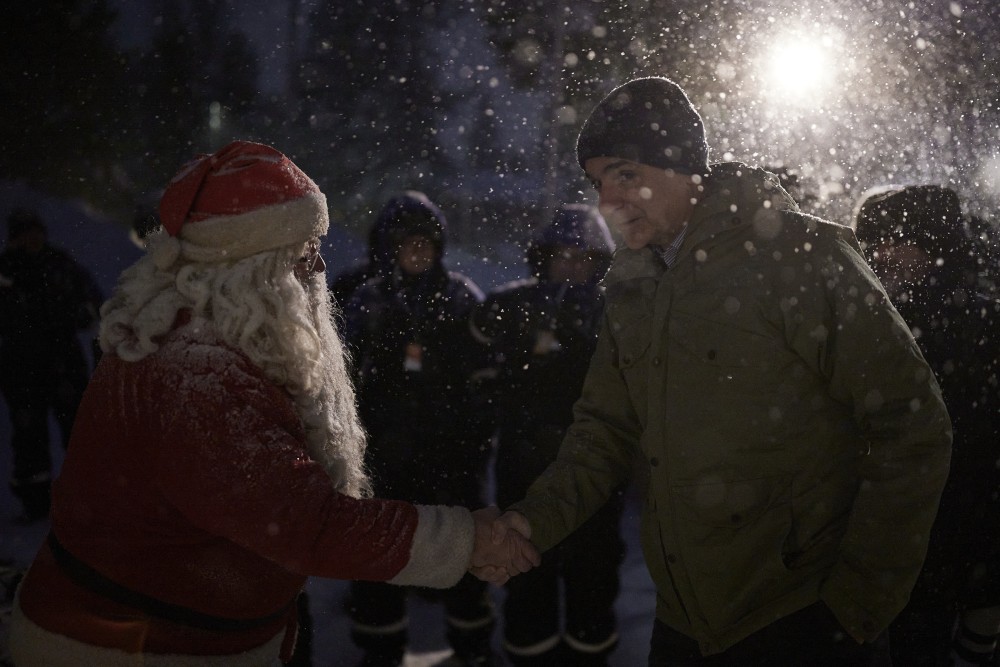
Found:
[295,240,325,277]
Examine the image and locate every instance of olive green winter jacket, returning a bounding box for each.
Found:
[511,163,952,655]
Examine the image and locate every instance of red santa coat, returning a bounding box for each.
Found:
[12,320,473,663]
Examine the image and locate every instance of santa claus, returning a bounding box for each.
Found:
[8,141,537,666]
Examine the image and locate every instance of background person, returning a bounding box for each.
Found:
[0,209,102,522]
[341,191,497,667]
[472,203,625,666]
[854,184,1000,666]
[327,200,397,310]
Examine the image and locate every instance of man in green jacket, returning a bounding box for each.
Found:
[494,77,952,665]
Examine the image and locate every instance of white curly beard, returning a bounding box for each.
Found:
[291,268,371,499]
[99,235,370,498]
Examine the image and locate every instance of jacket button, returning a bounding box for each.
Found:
[707,350,717,360]
[623,355,633,365]
[667,553,677,563]
[650,457,659,467]
[652,357,661,366]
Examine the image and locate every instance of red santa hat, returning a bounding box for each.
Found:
[154,140,329,265]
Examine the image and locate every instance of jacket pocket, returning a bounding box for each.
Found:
[671,474,791,534]
[669,310,780,370]
[669,474,796,630]
[667,310,803,423]
[616,330,651,370]
[607,305,653,371]
[607,311,653,426]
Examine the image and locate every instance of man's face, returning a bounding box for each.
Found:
[548,245,597,284]
[398,234,435,275]
[584,157,697,250]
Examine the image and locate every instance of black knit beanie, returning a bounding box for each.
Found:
[576,77,710,176]
[854,184,970,269]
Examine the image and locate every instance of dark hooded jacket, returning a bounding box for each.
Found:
[0,212,102,389]
[342,192,487,504]
[327,195,402,308]
[854,184,1000,607]
[472,204,614,504]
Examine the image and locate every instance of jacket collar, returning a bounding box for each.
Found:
[602,162,799,288]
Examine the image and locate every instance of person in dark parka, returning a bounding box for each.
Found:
[341,190,497,667]
[472,203,625,665]
[0,208,102,521]
[328,202,398,310]
[854,184,1000,666]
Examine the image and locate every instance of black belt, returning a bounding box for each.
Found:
[47,532,295,632]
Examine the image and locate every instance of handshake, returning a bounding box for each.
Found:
[468,507,541,585]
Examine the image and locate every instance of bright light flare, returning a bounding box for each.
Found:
[760,34,838,106]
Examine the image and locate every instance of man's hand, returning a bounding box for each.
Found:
[469,507,540,585]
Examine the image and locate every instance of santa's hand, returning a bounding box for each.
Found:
[469,507,540,584]
[490,511,538,574]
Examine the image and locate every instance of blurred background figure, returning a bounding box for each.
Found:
[0,208,102,522]
[341,191,496,667]
[328,204,396,310]
[472,204,624,666]
[853,184,1000,667]
[965,211,1000,298]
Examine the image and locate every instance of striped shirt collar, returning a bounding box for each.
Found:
[652,225,689,268]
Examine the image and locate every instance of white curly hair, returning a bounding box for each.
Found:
[99,231,370,498]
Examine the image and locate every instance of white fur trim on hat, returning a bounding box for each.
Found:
[177,191,329,264]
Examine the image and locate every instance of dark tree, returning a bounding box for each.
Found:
[122,0,261,203]
[0,0,128,206]
[298,0,445,193]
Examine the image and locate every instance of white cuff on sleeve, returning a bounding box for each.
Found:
[388,504,475,589]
